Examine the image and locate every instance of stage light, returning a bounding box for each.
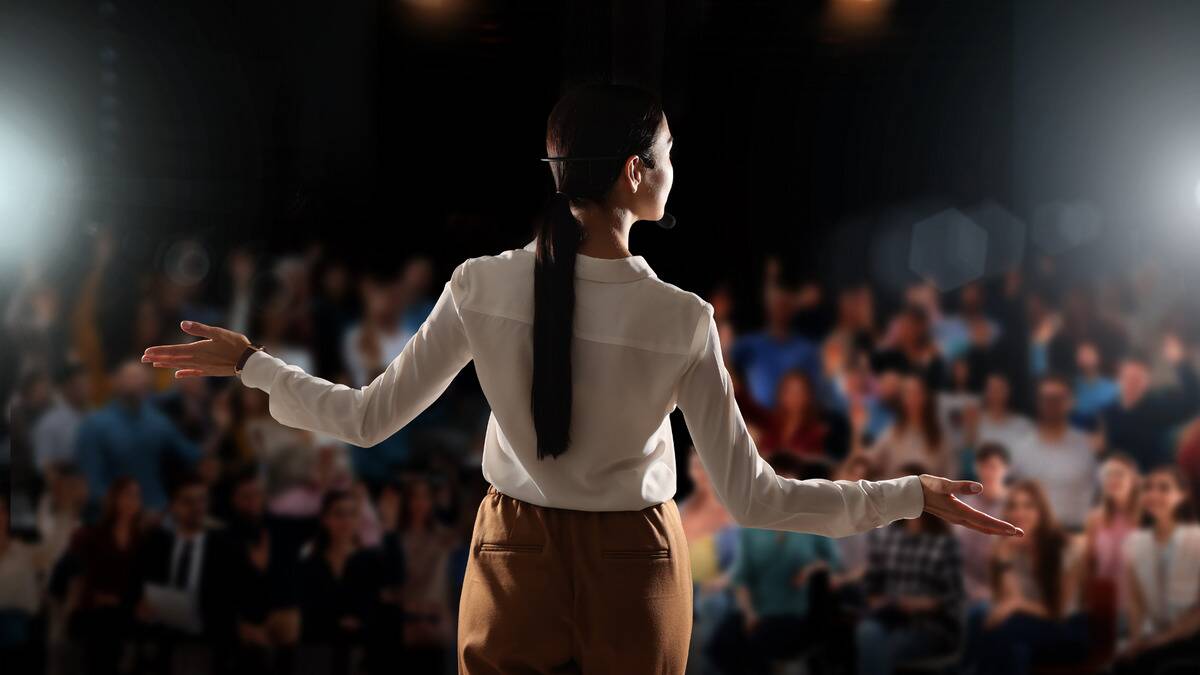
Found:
[0,111,65,263]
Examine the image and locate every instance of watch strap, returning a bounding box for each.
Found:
[235,344,265,374]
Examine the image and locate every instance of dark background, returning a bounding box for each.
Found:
[3,0,1200,424]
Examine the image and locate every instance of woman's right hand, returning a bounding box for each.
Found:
[919,474,1024,537]
[142,320,253,378]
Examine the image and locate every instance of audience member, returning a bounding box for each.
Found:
[75,361,202,512]
[862,374,953,478]
[856,464,965,675]
[1082,453,1140,629]
[957,443,1011,603]
[1114,466,1200,673]
[64,478,145,675]
[1010,375,1098,530]
[971,480,1088,674]
[1101,336,1199,471]
[681,450,739,675]
[708,454,843,674]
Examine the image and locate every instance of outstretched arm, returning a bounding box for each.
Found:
[143,261,474,448]
[675,302,1022,539]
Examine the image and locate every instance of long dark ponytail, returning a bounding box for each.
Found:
[532,83,664,460]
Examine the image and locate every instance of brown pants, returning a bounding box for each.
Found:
[457,484,693,674]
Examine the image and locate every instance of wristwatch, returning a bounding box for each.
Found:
[234,343,265,375]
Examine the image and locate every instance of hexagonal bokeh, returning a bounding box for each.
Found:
[1031,200,1103,255]
[908,208,988,291]
[966,200,1026,276]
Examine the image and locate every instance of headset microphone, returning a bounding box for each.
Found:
[656,212,677,229]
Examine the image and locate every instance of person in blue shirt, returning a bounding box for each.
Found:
[1070,340,1118,430]
[707,454,843,674]
[730,281,821,410]
[75,360,202,513]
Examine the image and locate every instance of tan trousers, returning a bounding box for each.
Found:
[457,484,693,674]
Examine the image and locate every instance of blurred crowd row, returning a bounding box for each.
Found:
[2,231,1200,674]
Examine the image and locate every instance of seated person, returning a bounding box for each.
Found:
[707,454,843,674]
[1114,466,1200,674]
[969,480,1087,674]
[855,463,965,675]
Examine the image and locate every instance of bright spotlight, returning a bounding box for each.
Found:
[0,111,64,263]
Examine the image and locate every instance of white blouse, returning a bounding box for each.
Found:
[1123,524,1200,633]
[239,240,924,537]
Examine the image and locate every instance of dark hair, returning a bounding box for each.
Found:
[168,472,207,503]
[1004,480,1068,618]
[897,374,943,451]
[531,83,665,460]
[774,368,821,422]
[1038,371,1073,392]
[99,476,141,531]
[313,489,357,555]
[974,442,1011,466]
[1141,465,1198,526]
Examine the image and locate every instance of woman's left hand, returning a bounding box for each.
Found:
[919,474,1024,537]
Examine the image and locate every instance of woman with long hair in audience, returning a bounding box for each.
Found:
[295,489,382,675]
[1082,452,1140,636]
[972,479,1088,674]
[758,368,850,464]
[679,448,739,675]
[395,476,457,672]
[1114,466,1200,673]
[862,374,953,479]
[63,477,144,675]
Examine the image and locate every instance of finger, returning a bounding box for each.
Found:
[180,320,222,340]
[144,353,199,364]
[947,480,984,496]
[953,502,1023,536]
[143,343,206,358]
[146,356,201,368]
[174,369,206,378]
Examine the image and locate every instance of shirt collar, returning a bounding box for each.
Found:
[522,238,656,283]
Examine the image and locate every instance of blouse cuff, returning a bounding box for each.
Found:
[883,474,926,522]
[237,349,285,393]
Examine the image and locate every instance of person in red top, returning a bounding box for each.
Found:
[757,369,850,464]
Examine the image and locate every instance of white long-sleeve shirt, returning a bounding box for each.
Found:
[238,240,925,537]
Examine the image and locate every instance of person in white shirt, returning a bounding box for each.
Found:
[1010,375,1098,530]
[1116,466,1200,673]
[971,371,1034,455]
[142,82,1020,675]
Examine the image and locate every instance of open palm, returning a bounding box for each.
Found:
[919,474,1023,537]
[142,320,251,378]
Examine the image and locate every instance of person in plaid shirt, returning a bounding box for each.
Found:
[855,464,965,675]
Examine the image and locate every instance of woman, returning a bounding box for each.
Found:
[863,374,955,479]
[757,368,850,462]
[64,477,144,675]
[1114,466,1200,673]
[680,449,739,675]
[294,490,382,675]
[1082,453,1140,630]
[393,477,457,672]
[972,480,1087,674]
[142,82,1019,673]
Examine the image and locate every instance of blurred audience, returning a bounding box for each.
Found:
[5,237,1200,674]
